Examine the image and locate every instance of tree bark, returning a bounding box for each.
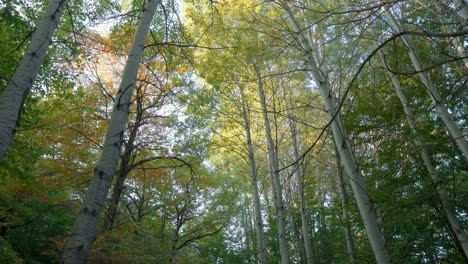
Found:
[285,188,305,262]
[255,64,290,264]
[433,0,468,21]
[102,88,144,232]
[453,0,468,20]
[334,143,357,264]
[382,6,468,162]
[169,225,180,264]
[429,0,468,72]
[242,198,253,257]
[281,82,314,264]
[278,2,391,263]
[379,49,468,259]
[0,0,69,161]
[61,1,160,263]
[101,152,132,232]
[239,86,268,264]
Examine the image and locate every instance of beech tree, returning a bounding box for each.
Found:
[240,85,268,264]
[379,45,468,258]
[276,1,391,263]
[62,0,160,262]
[255,63,290,264]
[381,3,468,162]
[0,0,69,160]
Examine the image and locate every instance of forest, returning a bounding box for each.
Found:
[0,0,467,263]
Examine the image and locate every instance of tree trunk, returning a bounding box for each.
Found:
[334,143,357,264]
[278,2,391,263]
[102,88,144,232]
[246,199,256,263]
[0,0,69,161]
[379,49,468,259]
[101,155,131,232]
[382,6,468,162]
[453,0,468,20]
[433,0,468,22]
[255,64,290,264]
[61,1,159,263]
[429,0,468,72]
[169,235,179,264]
[285,188,305,263]
[281,82,314,264]
[239,87,268,264]
[434,1,468,70]
[240,200,251,255]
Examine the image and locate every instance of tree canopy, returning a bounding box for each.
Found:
[0,0,467,263]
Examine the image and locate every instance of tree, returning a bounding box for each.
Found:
[381,3,468,162]
[379,45,468,258]
[239,85,268,264]
[276,1,391,263]
[255,63,290,264]
[0,0,69,160]
[280,75,315,264]
[62,0,160,262]
[333,142,357,264]
[0,0,466,262]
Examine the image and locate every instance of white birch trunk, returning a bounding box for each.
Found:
[61,1,159,263]
[379,50,468,258]
[281,83,314,264]
[0,0,69,161]
[255,65,290,264]
[239,87,268,264]
[278,1,391,263]
[382,7,468,162]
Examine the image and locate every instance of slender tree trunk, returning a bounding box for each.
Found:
[433,0,468,22]
[278,2,391,263]
[102,89,144,232]
[246,200,256,263]
[61,1,159,263]
[239,87,268,264]
[281,82,314,264]
[379,50,468,259]
[442,27,468,71]
[169,235,179,264]
[0,0,69,161]
[382,6,468,162]
[101,154,131,232]
[429,0,468,72]
[255,64,289,264]
[241,200,252,256]
[285,189,304,263]
[334,143,357,264]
